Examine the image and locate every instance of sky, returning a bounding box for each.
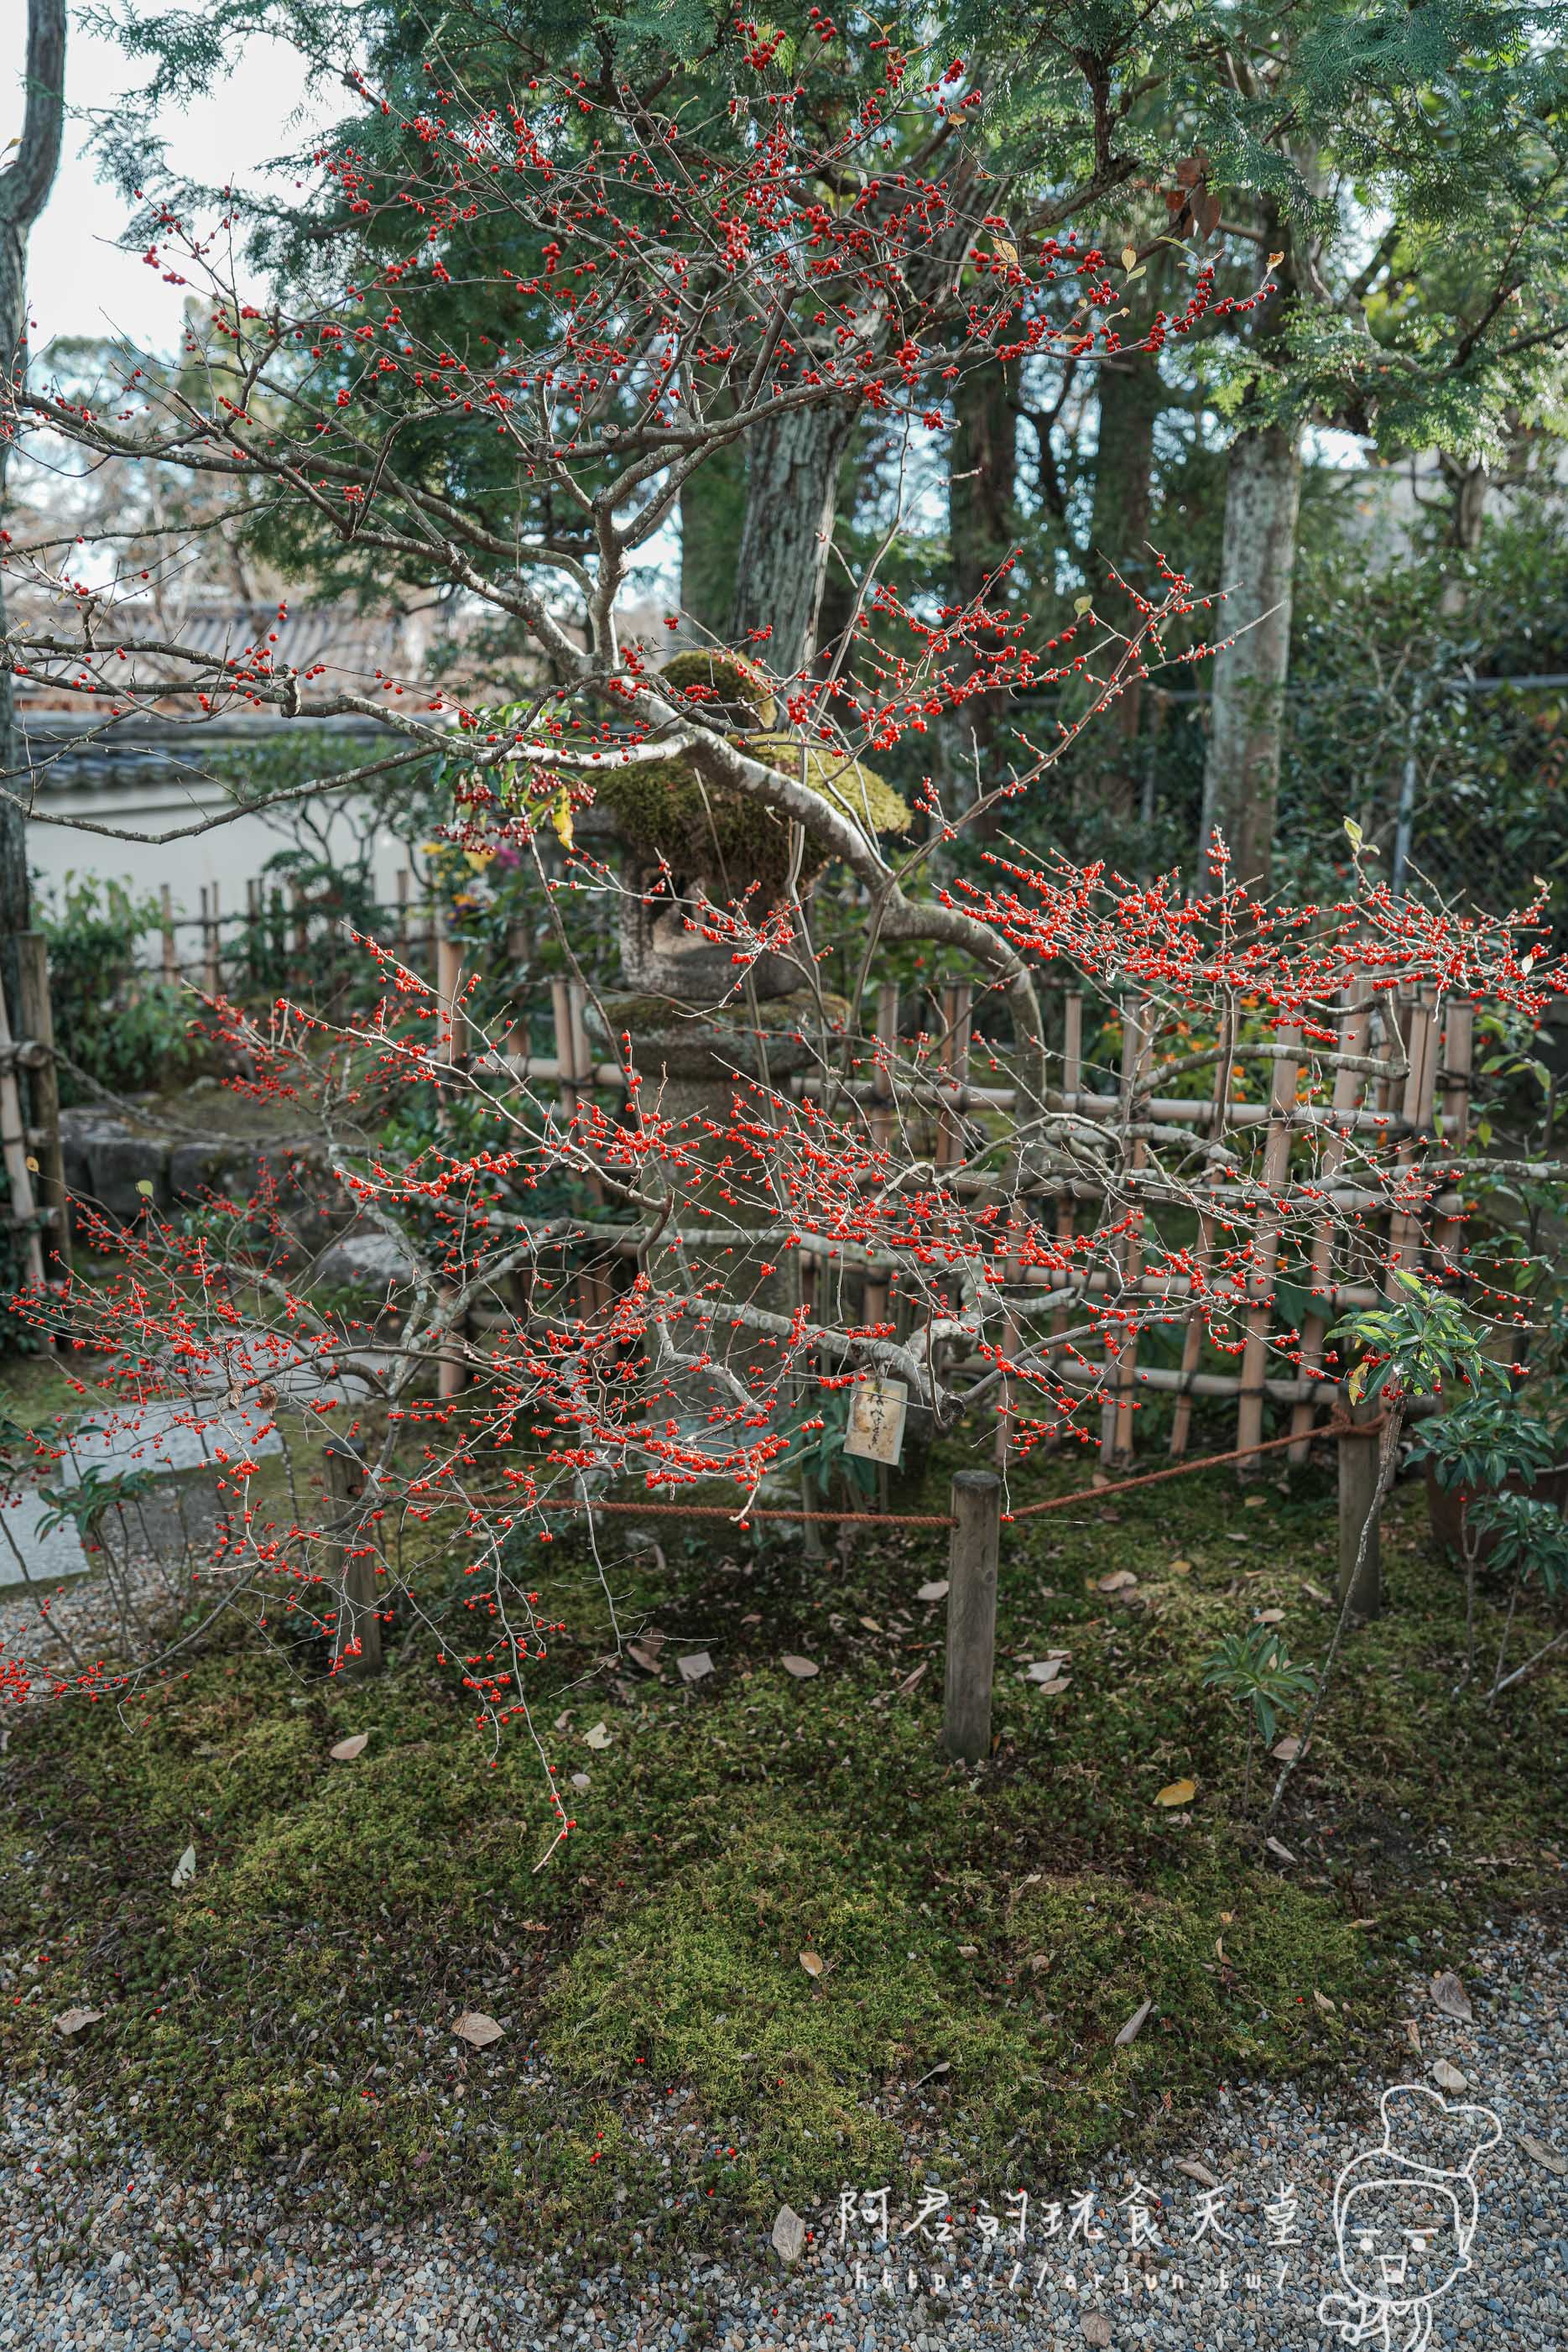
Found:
[3,12,326,355]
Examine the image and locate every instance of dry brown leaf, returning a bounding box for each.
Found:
[1155,1778,1196,1807]
[1174,2157,1219,2189]
[453,2010,505,2049]
[772,2204,806,2264]
[799,1949,825,1978]
[1431,2058,1468,2093]
[857,1616,883,1634]
[676,1651,713,1683]
[741,1610,763,1624]
[895,1661,929,1698]
[1114,1998,1153,2048]
[330,1733,370,1762]
[1270,1735,1303,1762]
[583,1721,612,1750]
[1519,2132,1566,2176]
[569,1771,591,1791]
[1265,1836,1296,1864]
[1430,1969,1473,2022]
[1313,1990,1337,2018]
[627,1640,665,1677]
[1253,1608,1285,1624]
[1083,2315,1113,2348]
[1168,1557,1192,1575]
[1302,1581,1335,1607]
[1244,1494,1268,1510]
[1098,1570,1138,1592]
[1404,2017,1422,2052]
[916,1579,949,1603]
[1034,1676,1071,1697]
[780,1655,820,1679]
[956,1943,980,1958]
[53,2005,104,2037]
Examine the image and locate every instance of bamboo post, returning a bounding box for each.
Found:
[160,884,177,981]
[436,1284,467,1400]
[14,933,69,1281]
[1235,1022,1302,1473]
[1170,1006,1235,1459]
[1102,998,1152,1465]
[863,980,898,1333]
[0,978,47,1297]
[1337,1397,1383,1619]
[935,982,972,1170]
[326,1441,383,1677]
[943,1469,1001,1764]
[1432,999,1473,1275]
[1289,993,1372,1461]
[1385,994,1439,1296]
[436,929,465,1066]
[1050,993,1082,1388]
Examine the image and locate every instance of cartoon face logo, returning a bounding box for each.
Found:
[1321,2084,1499,2349]
[1338,2177,1470,2300]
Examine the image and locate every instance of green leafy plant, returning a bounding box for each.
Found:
[1331,1269,1489,1408]
[1202,1627,1316,1810]
[1409,1392,1560,1496]
[1466,1491,1568,1704]
[40,874,197,1102]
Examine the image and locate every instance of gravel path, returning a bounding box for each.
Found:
[3,1922,1562,2350]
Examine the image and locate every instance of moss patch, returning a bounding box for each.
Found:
[3,1448,1564,2256]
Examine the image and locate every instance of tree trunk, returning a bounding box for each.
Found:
[1084,353,1161,818]
[728,401,858,677]
[0,1,69,997]
[948,358,1019,827]
[1198,422,1300,892]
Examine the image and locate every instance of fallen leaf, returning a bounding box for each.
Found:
[916,1579,949,1602]
[53,2005,104,2037]
[799,1949,825,1978]
[170,1844,197,1889]
[895,1661,928,1698]
[1253,1608,1285,1624]
[1168,1557,1192,1575]
[1175,2157,1219,2189]
[1097,1570,1138,1592]
[1430,1969,1473,2022]
[1313,1990,1337,2018]
[956,1943,980,1958]
[1350,1917,1377,1929]
[1034,1676,1071,1697]
[780,1654,820,1679]
[857,1616,883,1634]
[1115,1998,1153,2047]
[1271,1735,1303,1762]
[1244,1494,1268,1509]
[676,1651,713,1683]
[772,2204,806,2264]
[1026,1659,1071,1683]
[583,1721,612,1750]
[1431,2058,1468,2093]
[1404,2019,1422,2053]
[1155,1778,1196,1807]
[627,1639,665,1676]
[453,2010,505,2049]
[330,1733,369,1762]
[1265,1836,1296,1864]
[569,1771,591,1791]
[1302,1581,1335,1607]
[1519,2132,1566,2176]
[1083,2314,1113,2349]
[741,1611,763,1624]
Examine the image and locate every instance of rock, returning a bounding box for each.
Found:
[770,2206,806,2265]
[316,1230,416,1290]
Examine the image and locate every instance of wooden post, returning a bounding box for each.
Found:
[1337,1397,1383,1619]
[14,933,69,1280]
[436,931,464,1066]
[1385,993,1438,1296]
[1102,998,1152,1465]
[935,982,972,1170]
[160,884,177,981]
[326,1442,383,1676]
[1432,999,1473,1276]
[943,1469,1001,1764]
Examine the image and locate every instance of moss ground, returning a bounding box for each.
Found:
[3,1434,1565,2260]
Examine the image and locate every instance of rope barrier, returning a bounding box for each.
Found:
[508,1411,1381,1531]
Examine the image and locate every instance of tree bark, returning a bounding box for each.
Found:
[728,400,858,677]
[0,1,69,983]
[948,358,1019,829]
[1198,421,1300,892]
[1085,353,1161,818]
[679,434,745,638]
